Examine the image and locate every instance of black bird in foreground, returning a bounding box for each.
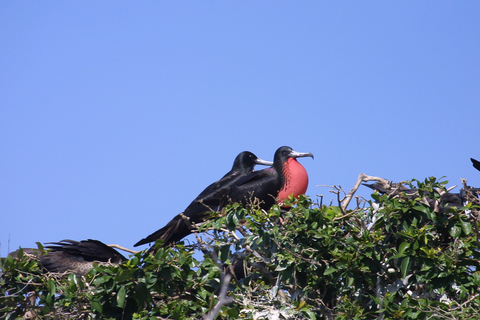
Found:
[134,151,273,247]
[39,239,127,276]
[226,146,314,211]
[472,158,480,172]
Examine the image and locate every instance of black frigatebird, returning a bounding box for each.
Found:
[8,239,128,276]
[363,180,480,213]
[39,239,127,276]
[472,158,480,172]
[227,146,314,211]
[134,151,273,247]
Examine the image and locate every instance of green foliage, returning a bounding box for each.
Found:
[1,177,480,319]
[1,245,227,319]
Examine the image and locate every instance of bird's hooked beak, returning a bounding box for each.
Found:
[290,150,314,160]
[255,158,274,166]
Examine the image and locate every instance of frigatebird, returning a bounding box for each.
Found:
[40,239,127,276]
[8,239,128,276]
[226,146,314,210]
[472,158,480,172]
[363,180,480,213]
[134,151,273,247]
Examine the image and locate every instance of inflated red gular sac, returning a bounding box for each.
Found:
[134,146,313,251]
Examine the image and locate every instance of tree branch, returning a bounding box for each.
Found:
[107,244,139,255]
[203,274,234,320]
[342,173,391,212]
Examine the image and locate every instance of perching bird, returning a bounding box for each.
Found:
[227,146,314,210]
[471,158,480,172]
[224,251,273,283]
[363,180,480,213]
[39,239,127,276]
[134,151,273,247]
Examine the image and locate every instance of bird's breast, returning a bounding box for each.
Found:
[277,158,309,202]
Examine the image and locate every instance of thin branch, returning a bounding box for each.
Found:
[203,274,234,320]
[333,207,363,221]
[194,234,235,320]
[342,173,391,212]
[180,212,198,231]
[108,244,139,255]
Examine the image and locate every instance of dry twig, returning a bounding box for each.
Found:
[107,244,138,255]
[342,173,391,212]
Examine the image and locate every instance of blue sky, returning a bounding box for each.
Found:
[1,2,479,256]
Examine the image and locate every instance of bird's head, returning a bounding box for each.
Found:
[274,146,314,165]
[232,151,273,173]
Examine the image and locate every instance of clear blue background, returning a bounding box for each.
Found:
[1,2,479,256]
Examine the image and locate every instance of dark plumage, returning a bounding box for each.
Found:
[134,151,273,247]
[363,181,421,198]
[40,239,126,276]
[227,146,314,210]
[363,181,480,213]
[224,252,247,280]
[224,252,273,283]
[472,158,480,172]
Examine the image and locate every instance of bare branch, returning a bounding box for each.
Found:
[342,173,391,212]
[107,244,139,255]
[194,234,234,320]
[203,274,234,320]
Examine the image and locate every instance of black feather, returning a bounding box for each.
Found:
[134,151,272,247]
[471,158,480,172]
[40,239,126,275]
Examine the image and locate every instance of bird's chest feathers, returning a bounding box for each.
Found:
[277,158,309,202]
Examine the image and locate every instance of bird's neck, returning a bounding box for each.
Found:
[277,158,309,202]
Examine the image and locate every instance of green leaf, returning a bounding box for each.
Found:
[93,274,111,285]
[324,267,337,275]
[48,278,56,295]
[449,225,462,238]
[398,241,410,256]
[44,293,53,307]
[134,282,151,306]
[413,240,419,250]
[219,245,231,263]
[129,256,139,266]
[473,272,480,286]
[304,209,310,220]
[117,285,126,308]
[91,297,103,313]
[460,219,472,235]
[324,208,336,221]
[401,257,412,278]
[67,273,78,292]
[16,248,24,259]
[115,269,135,283]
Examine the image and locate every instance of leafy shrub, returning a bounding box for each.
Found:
[1,177,479,319]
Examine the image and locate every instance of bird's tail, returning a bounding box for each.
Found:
[471,158,480,172]
[134,213,193,248]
